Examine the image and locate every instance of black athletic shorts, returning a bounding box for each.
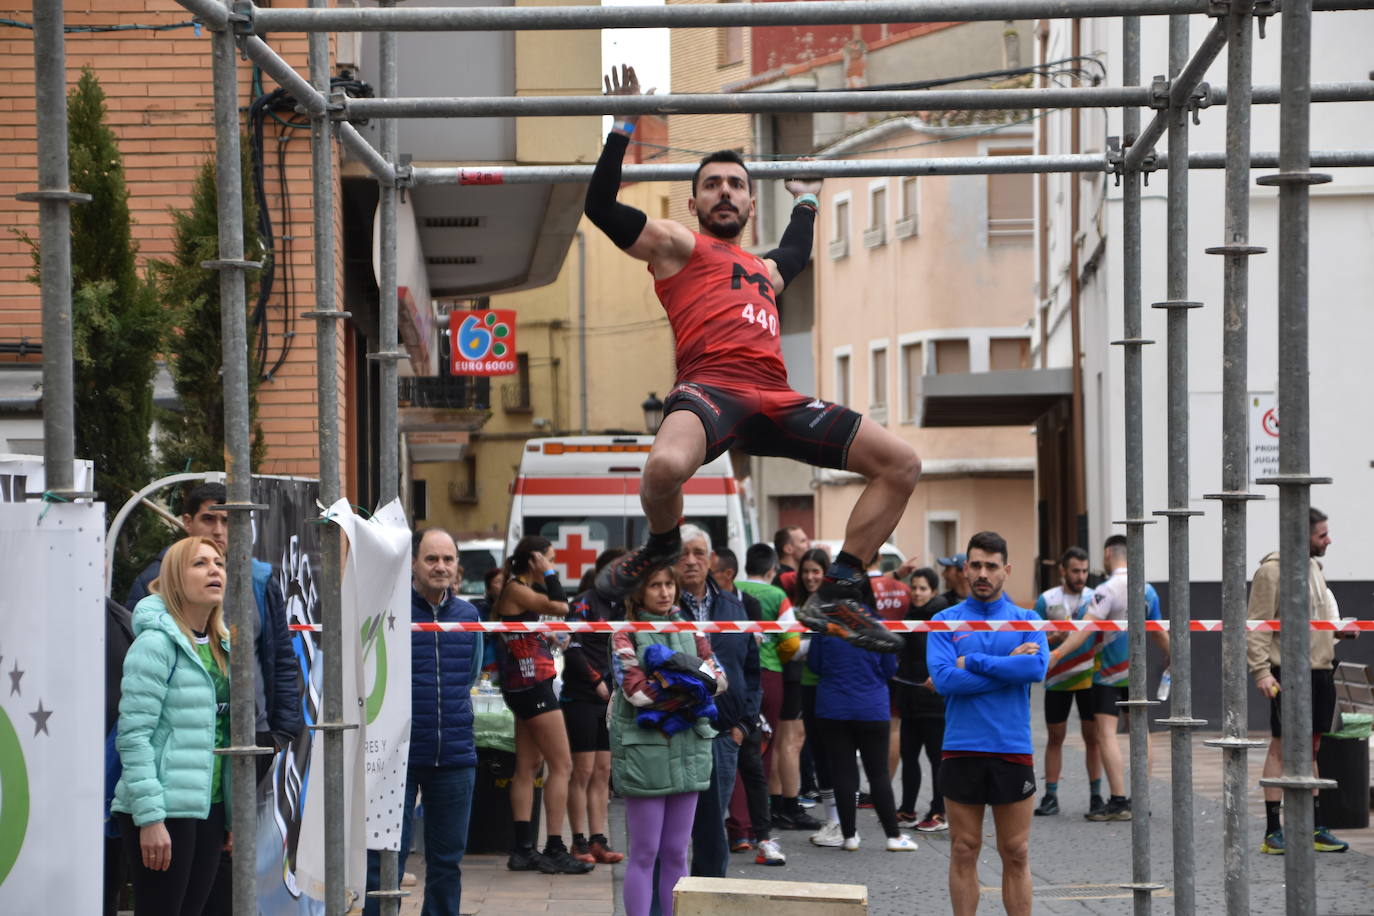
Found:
[664,381,863,467]
[1092,683,1129,716]
[1268,666,1338,739]
[940,756,1037,807]
[503,678,559,721]
[562,698,611,752]
[780,678,803,721]
[1044,688,1096,726]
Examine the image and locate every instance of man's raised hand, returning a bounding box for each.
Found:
[604,63,641,97]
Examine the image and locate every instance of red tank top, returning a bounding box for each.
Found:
[871,575,910,621]
[653,233,790,390]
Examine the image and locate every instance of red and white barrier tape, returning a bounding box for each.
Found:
[288,619,1374,634]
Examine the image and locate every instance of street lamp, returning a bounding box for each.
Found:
[641,392,664,434]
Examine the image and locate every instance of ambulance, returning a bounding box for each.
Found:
[506,435,751,591]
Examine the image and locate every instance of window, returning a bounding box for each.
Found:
[834,348,852,406]
[928,516,959,562]
[502,353,532,411]
[411,478,428,521]
[896,177,919,239]
[899,341,923,423]
[989,336,1030,371]
[934,339,970,374]
[864,182,887,248]
[829,194,850,259]
[869,342,888,423]
[987,148,1033,244]
[448,455,478,504]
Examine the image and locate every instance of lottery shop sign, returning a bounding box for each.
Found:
[449,309,517,375]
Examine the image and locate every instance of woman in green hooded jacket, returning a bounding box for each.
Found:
[609,566,725,916]
[111,536,232,916]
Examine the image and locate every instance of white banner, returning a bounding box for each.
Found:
[292,498,372,907]
[334,499,413,851]
[0,501,105,913]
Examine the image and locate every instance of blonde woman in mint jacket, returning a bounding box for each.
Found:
[111,536,232,916]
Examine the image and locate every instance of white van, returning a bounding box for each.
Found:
[506,435,749,591]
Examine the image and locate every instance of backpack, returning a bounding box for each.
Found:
[105,653,178,838]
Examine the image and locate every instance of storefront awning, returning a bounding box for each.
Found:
[918,368,1073,427]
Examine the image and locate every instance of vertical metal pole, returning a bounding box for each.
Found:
[305,5,349,914]
[29,0,76,492]
[1151,15,1207,916]
[1257,0,1332,912]
[377,1,401,506]
[1117,15,1158,916]
[1203,5,1267,915]
[578,231,589,435]
[208,14,261,915]
[377,5,403,913]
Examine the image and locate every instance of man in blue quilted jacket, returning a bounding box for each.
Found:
[365,527,483,916]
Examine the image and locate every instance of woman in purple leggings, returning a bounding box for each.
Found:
[609,567,726,916]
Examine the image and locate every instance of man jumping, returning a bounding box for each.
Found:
[584,64,918,651]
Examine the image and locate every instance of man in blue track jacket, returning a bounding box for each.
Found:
[928,531,1047,916]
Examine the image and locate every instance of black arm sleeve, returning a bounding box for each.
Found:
[543,572,567,604]
[584,131,649,250]
[763,203,817,289]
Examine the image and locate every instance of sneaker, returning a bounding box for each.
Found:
[1033,793,1060,817]
[856,792,874,809]
[810,821,844,847]
[886,834,919,852]
[755,838,787,866]
[1085,794,1106,819]
[1313,827,1348,853]
[507,846,547,871]
[570,841,596,864]
[539,846,595,874]
[842,833,861,852]
[731,838,753,853]
[1100,797,1132,821]
[796,593,903,653]
[915,813,948,833]
[1260,828,1285,855]
[588,838,624,864]
[595,535,682,600]
[896,810,920,829]
[797,795,818,808]
[771,809,796,830]
[786,808,822,831]
[400,872,417,888]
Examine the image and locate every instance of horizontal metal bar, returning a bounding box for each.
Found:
[175,0,230,29]
[338,122,396,183]
[250,0,1374,32]
[243,36,327,116]
[346,86,1152,119]
[408,149,1374,185]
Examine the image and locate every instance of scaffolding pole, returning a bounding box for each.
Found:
[1151,12,1207,916]
[339,79,1374,120]
[1116,14,1162,915]
[245,0,1374,32]
[1257,0,1336,912]
[1124,18,1227,172]
[1203,3,1268,914]
[206,11,268,915]
[23,0,82,494]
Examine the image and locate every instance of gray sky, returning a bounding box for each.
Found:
[600,0,671,94]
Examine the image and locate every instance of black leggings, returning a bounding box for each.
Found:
[899,716,945,815]
[117,803,226,916]
[816,718,899,840]
[800,684,832,789]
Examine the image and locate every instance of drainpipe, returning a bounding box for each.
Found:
[577,230,588,434]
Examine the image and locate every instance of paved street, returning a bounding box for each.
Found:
[395,698,1374,915]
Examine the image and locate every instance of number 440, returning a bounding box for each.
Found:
[740,303,778,336]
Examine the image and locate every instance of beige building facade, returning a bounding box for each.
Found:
[812,120,1039,600]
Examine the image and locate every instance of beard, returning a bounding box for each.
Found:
[700,204,748,240]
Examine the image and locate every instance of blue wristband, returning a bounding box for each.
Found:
[614,120,636,136]
[795,192,819,210]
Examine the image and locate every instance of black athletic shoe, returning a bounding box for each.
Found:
[539,846,595,874]
[786,809,823,831]
[507,846,547,871]
[1085,794,1106,819]
[817,568,867,604]
[771,809,796,830]
[1088,797,1131,822]
[595,536,682,600]
[1033,793,1060,817]
[796,594,902,653]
